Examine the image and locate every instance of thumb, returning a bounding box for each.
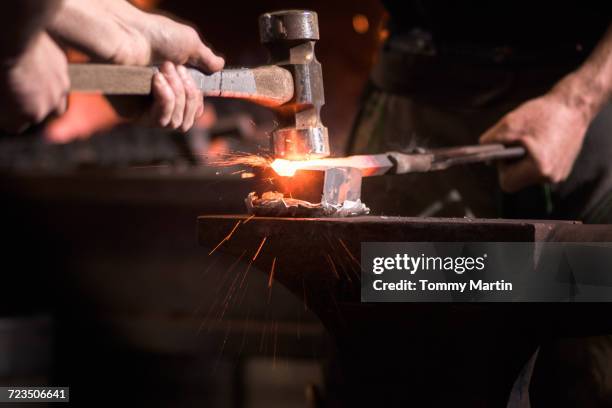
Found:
[190,43,225,73]
[479,119,520,145]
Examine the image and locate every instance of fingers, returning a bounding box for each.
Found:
[150,72,174,127]
[147,62,203,132]
[479,118,520,144]
[161,62,186,128]
[52,42,70,117]
[480,114,540,192]
[177,65,203,131]
[487,127,554,192]
[181,26,225,73]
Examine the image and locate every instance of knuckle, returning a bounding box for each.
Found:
[184,85,196,99]
[161,61,174,72]
[163,93,176,106]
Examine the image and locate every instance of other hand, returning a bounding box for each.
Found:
[479,88,589,193]
[0,32,69,132]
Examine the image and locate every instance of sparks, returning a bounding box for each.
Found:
[208,221,241,256]
[325,254,340,280]
[208,151,271,169]
[338,238,360,267]
[268,257,277,288]
[252,236,268,261]
[242,214,256,224]
[239,261,253,289]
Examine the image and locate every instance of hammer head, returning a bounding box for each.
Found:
[259,10,330,161]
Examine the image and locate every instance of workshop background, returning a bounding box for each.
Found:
[0,0,386,407]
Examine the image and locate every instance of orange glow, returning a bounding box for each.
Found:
[352,14,370,34]
[270,158,332,177]
[271,154,389,177]
[208,152,270,168]
[130,0,159,9]
[270,159,307,177]
[379,28,389,42]
[45,94,120,143]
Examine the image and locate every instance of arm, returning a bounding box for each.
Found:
[564,25,612,121]
[48,0,225,132]
[480,24,612,193]
[48,0,224,71]
[0,1,69,132]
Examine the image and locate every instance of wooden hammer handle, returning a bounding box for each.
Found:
[68,64,294,107]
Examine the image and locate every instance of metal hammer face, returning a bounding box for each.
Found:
[259,10,330,161]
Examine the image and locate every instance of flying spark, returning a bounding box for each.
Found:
[268,257,277,289]
[242,214,256,224]
[252,237,268,261]
[207,151,271,169]
[325,254,340,280]
[208,221,241,256]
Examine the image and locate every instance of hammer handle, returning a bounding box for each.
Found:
[68,64,294,107]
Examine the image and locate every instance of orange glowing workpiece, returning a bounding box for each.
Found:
[270,154,394,177]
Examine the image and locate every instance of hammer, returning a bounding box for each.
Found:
[68,10,329,161]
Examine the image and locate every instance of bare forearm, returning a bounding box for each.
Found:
[0,0,63,59]
[48,0,148,63]
[554,24,612,123]
[48,0,224,70]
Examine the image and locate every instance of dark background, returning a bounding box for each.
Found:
[0,1,387,407]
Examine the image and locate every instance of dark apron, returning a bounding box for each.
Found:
[348,35,612,223]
